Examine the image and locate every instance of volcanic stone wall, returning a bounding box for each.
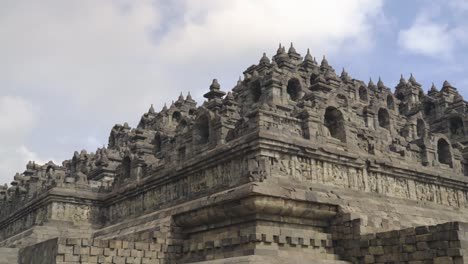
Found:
[19,237,181,264]
[333,219,468,264]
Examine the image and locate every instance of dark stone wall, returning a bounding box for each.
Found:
[332,219,468,264]
[19,238,58,264]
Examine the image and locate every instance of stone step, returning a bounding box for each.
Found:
[187,255,352,264]
[0,248,19,264]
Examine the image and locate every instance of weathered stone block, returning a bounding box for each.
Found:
[434,256,454,264]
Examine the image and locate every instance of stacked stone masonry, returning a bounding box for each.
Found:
[332,220,468,264]
[2,44,468,263]
[18,238,177,264]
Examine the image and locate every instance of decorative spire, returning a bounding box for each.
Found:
[398,74,407,86]
[186,92,193,101]
[162,103,168,111]
[223,91,236,106]
[321,55,329,68]
[288,42,297,54]
[430,82,438,93]
[377,77,386,90]
[304,48,313,62]
[409,73,421,86]
[340,68,351,83]
[204,79,226,100]
[210,79,220,90]
[148,104,155,114]
[178,92,184,101]
[368,78,376,89]
[237,76,242,85]
[325,69,339,82]
[259,52,270,65]
[302,48,315,68]
[276,43,282,55]
[443,80,452,88]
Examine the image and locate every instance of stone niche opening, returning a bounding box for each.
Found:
[46,165,54,174]
[154,134,162,154]
[324,107,346,142]
[251,81,262,103]
[359,86,368,101]
[172,111,181,123]
[417,119,426,138]
[286,78,301,101]
[424,102,436,116]
[387,95,395,110]
[378,108,390,130]
[437,138,452,167]
[178,119,188,133]
[121,156,131,179]
[194,115,210,145]
[450,116,465,137]
[419,90,425,101]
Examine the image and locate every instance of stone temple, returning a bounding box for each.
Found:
[2,44,468,264]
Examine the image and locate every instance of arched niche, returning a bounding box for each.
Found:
[387,95,395,110]
[286,78,301,101]
[396,93,405,101]
[309,72,319,85]
[251,81,262,103]
[378,108,391,129]
[417,119,426,138]
[178,119,188,133]
[437,138,452,167]
[194,115,210,145]
[154,134,162,154]
[324,107,346,142]
[172,111,181,123]
[359,86,368,101]
[449,116,465,137]
[108,132,116,148]
[424,102,436,116]
[46,165,55,174]
[419,90,425,100]
[121,156,132,179]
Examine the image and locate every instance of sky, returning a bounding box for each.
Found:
[1,0,468,185]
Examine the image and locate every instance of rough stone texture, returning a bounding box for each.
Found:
[0,248,19,264]
[333,220,468,264]
[18,238,170,264]
[2,44,468,263]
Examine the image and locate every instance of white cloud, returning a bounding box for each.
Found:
[398,21,454,58]
[0,0,384,115]
[397,1,468,59]
[156,0,384,62]
[0,96,41,184]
